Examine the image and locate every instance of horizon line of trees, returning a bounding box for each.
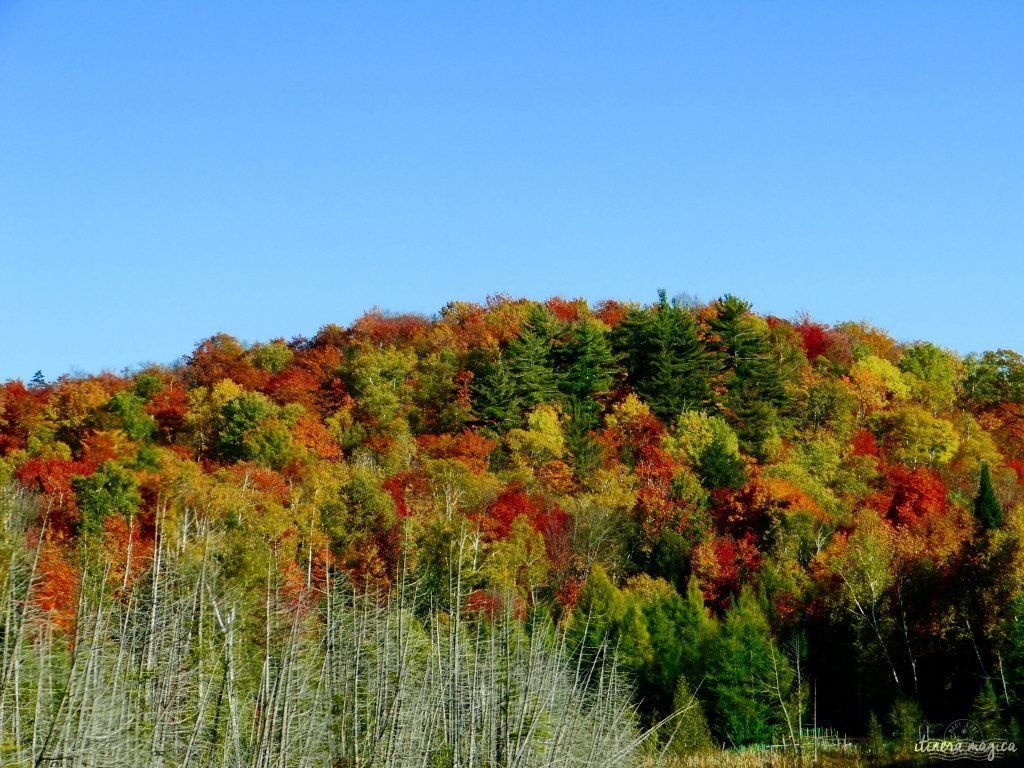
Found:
[4,291,1024,751]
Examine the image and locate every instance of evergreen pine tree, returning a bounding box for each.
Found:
[709,295,788,457]
[472,354,522,432]
[865,711,886,763]
[505,309,562,408]
[888,697,923,757]
[706,587,791,746]
[665,676,715,755]
[612,290,716,421]
[974,462,1005,530]
[555,319,617,402]
[970,680,1005,740]
[564,396,602,476]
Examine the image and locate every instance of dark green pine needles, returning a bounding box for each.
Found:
[974,461,1004,530]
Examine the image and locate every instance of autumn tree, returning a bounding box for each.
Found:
[72,461,140,535]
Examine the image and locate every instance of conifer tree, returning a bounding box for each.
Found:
[612,290,716,421]
[974,462,1004,530]
[865,712,886,763]
[564,396,602,475]
[665,676,714,755]
[505,309,562,408]
[706,588,791,746]
[709,295,788,457]
[555,319,617,403]
[472,354,521,432]
[969,680,1005,740]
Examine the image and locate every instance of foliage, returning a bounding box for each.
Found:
[4,292,1024,751]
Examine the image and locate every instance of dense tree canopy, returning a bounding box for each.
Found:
[3,292,1024,751]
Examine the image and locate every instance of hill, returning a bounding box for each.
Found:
[3,292,1024,760]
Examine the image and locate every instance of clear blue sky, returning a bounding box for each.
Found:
[2,2,1022,381]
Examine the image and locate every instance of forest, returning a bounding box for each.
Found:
[3,291,1024,766]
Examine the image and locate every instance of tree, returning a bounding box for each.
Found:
[664,676,715,755]
[72,461,141,535]
[505,308,563,408]
[888,697,923,757]
[472,354,521,432]
[899,342,962,415]
[567,565,627,660]
[865,711,887,763]
[974,462,1004,530]
[612,291,716,421]
[708,295,790,456]
[964,350,1024,410]
[554,318,618,406]
[213,391,280,463]
[706,587,793,746]
[412,351,475,433]
[103,391,156,441]
[882,406,958,468]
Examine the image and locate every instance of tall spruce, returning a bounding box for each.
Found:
[974,461,1004,530]
[708,295,788,457]
[612,290,716,421]
[506,307,563,408]
[555,318,618,403]
[472,354,522,432]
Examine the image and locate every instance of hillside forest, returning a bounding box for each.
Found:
[3,292,1024,765]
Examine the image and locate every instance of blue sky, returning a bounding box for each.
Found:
[1,2,1022,381]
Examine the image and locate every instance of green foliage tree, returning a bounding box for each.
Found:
[709,295,790,457]
[970,680,1005,740]
[72,461,141,535]
[247,339,294,373]
[346,347,417,427]
[103,391,156,441]
[865,711,886,763]
[611,291,716,421]
[888,697,922,756]
[964,349,1024,409]
[899,342,962,414]
[706,587,792,746]
[568,565,627,658]
[214,391,280,463]
[563,396,602,476]
[664,676,715,755]
[472,354,521,432]
[413,350,475,433]
[553,318,617,408]
[505,309,563,409]
[975,462,1004,530]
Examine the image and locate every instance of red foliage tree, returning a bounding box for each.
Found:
[185,333,268,390]
[146,384,190,440]
[292,414,342,461]
[32,533,81,631]
[851,428,880,457]
[416,429,495,475]
[0,380,49,454]
[265,368,320,409]
[793,315,833,362]
[594,300,629,329]
[15,457,94,532]
[480,484,570,562]
[545,296,587,323]
[694,532,762,610]
[871,464,948,528]
[228,463,292,506]
[350,309,432,350]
